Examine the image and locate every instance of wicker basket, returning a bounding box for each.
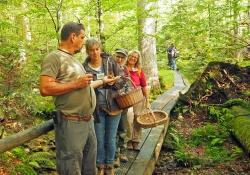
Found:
[115,78,144,109]
[136,109,169,128]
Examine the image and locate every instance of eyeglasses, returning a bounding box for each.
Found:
[116,55,125,59]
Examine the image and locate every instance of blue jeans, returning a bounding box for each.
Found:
[116,109,128,156]
[95,109,121,165]
[170,58,177,70]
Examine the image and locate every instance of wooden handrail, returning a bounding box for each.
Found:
[0,119,54,153]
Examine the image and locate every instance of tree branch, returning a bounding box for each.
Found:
[44,0,59,43]
[56,0,63,33]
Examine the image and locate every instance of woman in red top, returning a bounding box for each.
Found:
[125,50,149,150]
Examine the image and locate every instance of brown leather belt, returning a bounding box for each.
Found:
[61,113,92,122]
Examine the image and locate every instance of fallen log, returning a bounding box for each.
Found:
[231,116,250,153]
[0,119,54,153]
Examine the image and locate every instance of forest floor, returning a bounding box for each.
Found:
[154,62,250,175]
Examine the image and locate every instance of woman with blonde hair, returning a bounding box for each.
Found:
[125,50,149,150]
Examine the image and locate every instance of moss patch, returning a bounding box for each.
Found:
[231,116,250,152]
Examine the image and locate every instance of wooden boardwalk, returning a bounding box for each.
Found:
[115,71,188,175]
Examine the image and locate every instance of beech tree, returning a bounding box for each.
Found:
[137,0,160,88]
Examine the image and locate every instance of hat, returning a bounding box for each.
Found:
[115,48,128,57]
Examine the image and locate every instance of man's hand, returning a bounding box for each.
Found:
[76,74,93,88]
[40,74,93,96]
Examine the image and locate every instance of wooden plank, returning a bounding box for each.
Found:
[126,124,167,175]
[0,119,54,153]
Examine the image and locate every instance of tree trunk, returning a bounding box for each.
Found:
[20,1,31,63]
[232,0,239,43]
[248,0,250,33]
[22,2,31,42]
[137,0,160,88]
[96,0,106,50]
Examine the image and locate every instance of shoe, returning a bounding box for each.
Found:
[127,141,133,150]
[105,164,115,175]
[114,156,120,168]
[120,154,128,162]
[97,164,105,175]
[132,142,140,151]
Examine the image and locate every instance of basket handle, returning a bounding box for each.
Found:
[122,76,137,89]
[147,107,156,124]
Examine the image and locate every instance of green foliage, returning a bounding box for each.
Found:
[208,98,250,131]
[175,149,203,167]
[208,106,223,121]
[0,153,9,162]
[232,116,250,152]
[169,132,184,149]
[230,146,244,159]
[158,69,174,90]
[170,97,249,167]
[190,123,229,146]
[177,60,204,83]
[157,0,250,83]
[164,124,204,167]
[149,68,174,101]
[164,124,185,149]
[10,148,56,173]
[205,146,232,164]
[15,163,37,175]
[222,98,250,109]
[242,90,250,98]
[150,88,163,101]
[168,98,248,168]
[29,152,56,170]
[208,106,234,127]
[231,106,250,116]
[29,161,41,169]
[12,147,28,162]
[166,125,202,167]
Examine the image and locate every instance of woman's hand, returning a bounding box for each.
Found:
[103,76,121,85]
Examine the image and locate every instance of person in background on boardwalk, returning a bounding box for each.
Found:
[39,22,115,175]
[125,50,149,151]
[113,48,129,168]
[83,38,126,175]
[167,43,178,70]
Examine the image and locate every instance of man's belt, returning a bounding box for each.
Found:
[61,112,92,122]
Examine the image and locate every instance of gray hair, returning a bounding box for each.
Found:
[85,38,102,53]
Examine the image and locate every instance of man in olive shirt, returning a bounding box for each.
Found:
[40,22,117,175]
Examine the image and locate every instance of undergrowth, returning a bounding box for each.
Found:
[164,98,248,169]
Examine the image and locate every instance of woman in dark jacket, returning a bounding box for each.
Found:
[83,38,126,175]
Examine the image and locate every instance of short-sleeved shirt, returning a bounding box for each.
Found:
[40,50,96,116]
[128,68,147,87]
